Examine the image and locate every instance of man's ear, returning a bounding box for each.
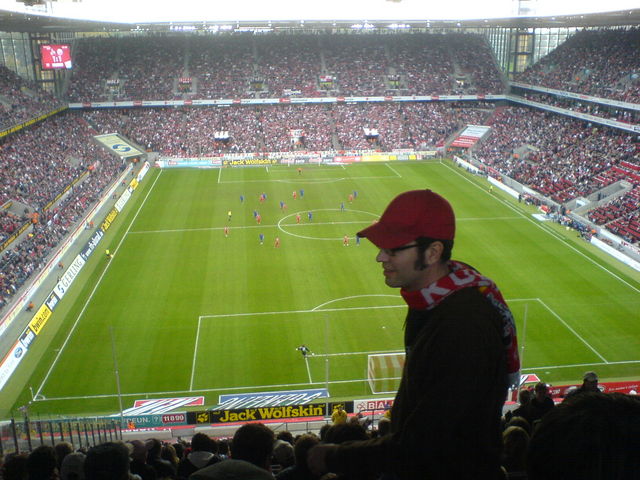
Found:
[425,241,444,265]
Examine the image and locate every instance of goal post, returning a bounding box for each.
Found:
[367,352,405,394]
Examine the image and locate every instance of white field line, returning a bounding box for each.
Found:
[189,317,203,391]
[128,216,524,236]
[34,359,640,403]
[218,174,399,184]
[443,161,640,294]
[537,298,609,363]
[35,170,164,399]
[304,356,312,383]
[385,163,402,177]
[217,167,222,184]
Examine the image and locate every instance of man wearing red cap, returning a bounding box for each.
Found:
[309,189,520,479]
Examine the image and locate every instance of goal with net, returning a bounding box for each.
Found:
[367,352,405,394]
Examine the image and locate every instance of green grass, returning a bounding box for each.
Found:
[3,160,640,417]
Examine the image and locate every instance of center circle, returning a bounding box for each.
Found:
[277,208,379,241]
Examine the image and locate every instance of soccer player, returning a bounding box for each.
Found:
[293,190,298,200]
[300,189,304,198]
[340,202,345,212]
[298,167,303,175]
[280,200,285,210]
[274,236,280,248]
[296,213,301,224]
[240,194,244,203]
[259,233,264,245]
[307,211,313,222]
[224,226,229,237]
[227,210,232,221]
[308,189,519,479]
[296,345,312,357]
[348,194,354,203]
[343,235,349,246]
[256,214,262,224]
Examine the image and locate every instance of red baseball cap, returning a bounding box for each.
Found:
[357,189,455,249]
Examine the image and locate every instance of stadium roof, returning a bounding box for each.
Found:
[0,3,639,33]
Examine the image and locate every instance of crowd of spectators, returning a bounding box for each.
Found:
[65,32,504,102]
[3,389,639,479]
[475,106,640,205]
[514,90,640,124]
[588,187,640,243]
[0,66,63,130]
[0,112,124,310]
[515,28,640,104]
[82,102,492,156]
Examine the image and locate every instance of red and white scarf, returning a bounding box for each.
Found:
[401,260,520,385]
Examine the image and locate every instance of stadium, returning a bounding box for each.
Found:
[0,0,639,476]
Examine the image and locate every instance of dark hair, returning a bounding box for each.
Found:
[527,392,640,480]
[84,442,130,480]
[231,423,275,468]
[414,237,454,270]
[191,433,218,453]
[27,445,57,480]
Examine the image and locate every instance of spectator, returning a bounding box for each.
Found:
[60,452,86,480]
[275,434,319,480]
[527,392,640,480]
[1,452,29,480]
[129,440,156,480]
[523,382,555,427]
[145,439,176,479]
[501,426,529,479]
[564,371,600,399]
[84,442,133,480]
[27,445,58,480]
[189,423,275,480]
[177,433,220,479]
[308,189,519,479]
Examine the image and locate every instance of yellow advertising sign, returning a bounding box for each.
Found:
[29,304,53,335]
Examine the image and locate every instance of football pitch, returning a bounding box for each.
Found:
[4,160,640,416]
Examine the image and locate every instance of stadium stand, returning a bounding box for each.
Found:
[0,66,63,130]
[66,33,505,101]
[514,28,640,104]
[474,106,640,207]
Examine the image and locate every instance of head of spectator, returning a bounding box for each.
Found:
[27,445,58,480]
[172,441,185,460]
[505,416,532,436]
[217,439,230,458]
[272,439,295,470]
[54,442,74,471]
[1,452,28,480]
[581,371,599,392]
[518,388,532,406]
[160,443,179,469]
[292,434,319,471]
[318,423,331,442]
[230,422,275,471]
[376,417,391,437]
[84,442,131,480]
[191,432,218,455]
[501,425,529,474]
[534,382,549,401]
[527,392,640,480]
[60,452,85,480]
[145,438,163,460]
[323,422,369,444]
[275,430,294,446]
[128,440,147,463]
